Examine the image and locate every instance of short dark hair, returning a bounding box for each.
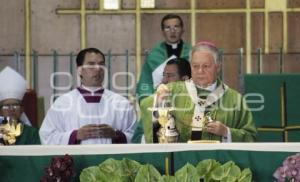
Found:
[76,48,105,67]
[161,14,184,30]
[166,58,191,79]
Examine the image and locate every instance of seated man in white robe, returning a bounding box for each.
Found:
[39,48,136,145]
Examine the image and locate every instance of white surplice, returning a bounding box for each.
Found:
[39,89,136,145]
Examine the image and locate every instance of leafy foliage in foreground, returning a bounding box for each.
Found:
[80,158,252,182]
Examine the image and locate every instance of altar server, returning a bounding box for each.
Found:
[39,48,136,145]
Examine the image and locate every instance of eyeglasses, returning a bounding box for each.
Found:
[1,104,21,110]
[163,25,182,32]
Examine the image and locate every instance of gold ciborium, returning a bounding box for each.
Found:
[148,102,179,143]
[0,117,22,145]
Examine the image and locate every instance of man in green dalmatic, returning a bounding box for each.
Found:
[136,14,192,102]
[141,42,257,143]
[132,58,191,143]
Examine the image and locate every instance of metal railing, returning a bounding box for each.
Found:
[0,48,299,96]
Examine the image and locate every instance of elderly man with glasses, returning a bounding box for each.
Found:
[136,14,192,102]
[0,67,40,145]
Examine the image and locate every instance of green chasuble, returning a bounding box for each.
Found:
[15,124,40,145]
[141,81,257,143]
[136,41,192,101]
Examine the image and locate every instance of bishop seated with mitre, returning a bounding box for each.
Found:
[0,66,40,145]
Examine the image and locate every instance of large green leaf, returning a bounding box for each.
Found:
[81,158,143,182]
[211,161,241,181]
[175,163,199,182]
[221,161,236,177]
[221,176,237,182]
[227,162,241,178]
[196,159,221,179]
[238,168,252,182]
[96,158,139,182]
[134,164,162,182]
[121,158,142,181]
[158,175,177,182]
[96,158,124,181]
[97,167,124,182]
[227,164,241,179]
[98,158,122,174]
[80,166,102,182]
[210,165,225,181]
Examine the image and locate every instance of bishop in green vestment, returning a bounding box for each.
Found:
[136,14,192,102]
[141,42,257,143]
[14,124,40,145]
[0,67,40,145]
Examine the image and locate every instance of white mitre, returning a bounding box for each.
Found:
[0,66,27,102]
[0,67,31,126]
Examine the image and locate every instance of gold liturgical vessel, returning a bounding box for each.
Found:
[149,89,179,143]
[156,107,179,143]
[0,117,22,145]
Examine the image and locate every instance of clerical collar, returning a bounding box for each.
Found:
[77,86,104,103]
[166,41,179,49]
[196,81,217,92]
[165,40,183,58]
[81,85,103,93]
